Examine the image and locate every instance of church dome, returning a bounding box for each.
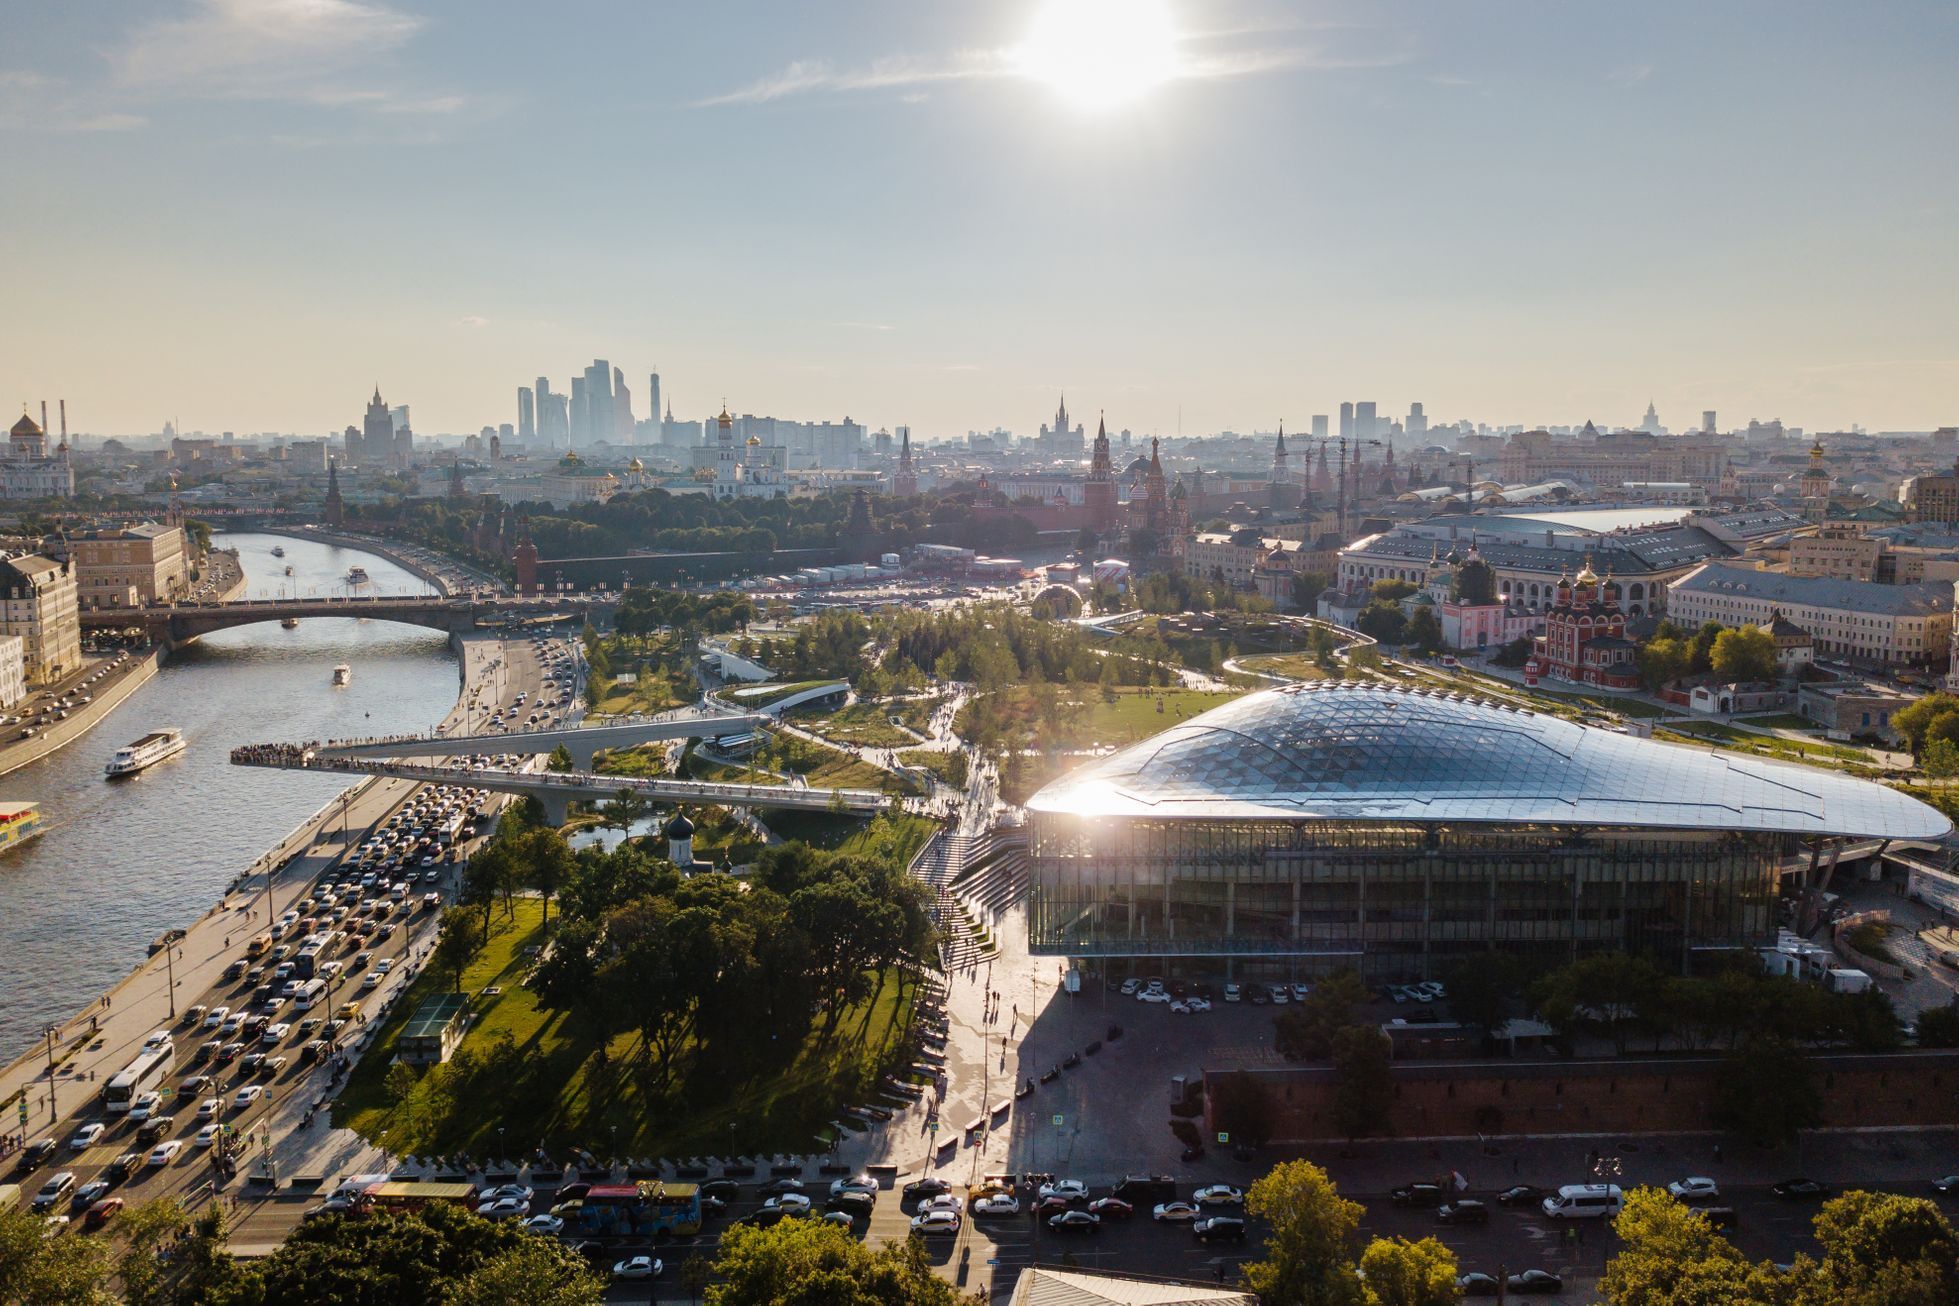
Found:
[1574,557,1598,585]
[11,414,41,437]
[664,810,696,839]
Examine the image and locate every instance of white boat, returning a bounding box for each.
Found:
[332,664,352,687]
[347,567,370,584]
[270,546,286,558]
[280,617,300,629]
[105,728,187,778]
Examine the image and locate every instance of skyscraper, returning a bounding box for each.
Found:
[1312,415,1329,439]
[1356,402,1377,441]
[647,372,661,443]
[1339,403,1354,441]
[518,387,535,440]
[569,376,588,447]
[582,360,613,446]
[612,367,634,443]
[1702,410,1718,435]
[1406,402,1427,437]
[361,387,392,465]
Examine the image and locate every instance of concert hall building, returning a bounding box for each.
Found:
[1025,681,1947,981]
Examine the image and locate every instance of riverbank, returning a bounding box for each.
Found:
[0,647,163,779]
[262,526,505,597]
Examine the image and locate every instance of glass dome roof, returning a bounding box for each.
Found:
[1027,681,1950,839]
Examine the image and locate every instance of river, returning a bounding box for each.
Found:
[0,532,461,1064]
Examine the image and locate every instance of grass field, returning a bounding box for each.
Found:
[336,898,920,1159]
[1735,712,1820,731]
[1658,720,1876,768]
[587,667,690,718]
[1233,653,1338,682]
[692,733,910,795]
[889,695,945,737]
[899,748,968,790]
[808,701,918,749]
[760,810,936,864]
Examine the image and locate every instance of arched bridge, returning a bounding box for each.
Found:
[80,594,599,645]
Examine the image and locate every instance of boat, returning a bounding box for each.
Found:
[280,617,300,629]
[0,802,44,853]
[270,546,286,558]
[105,728,187,778]
[347,567,370,584]
[332,664,352,687]
[284,565,294,576]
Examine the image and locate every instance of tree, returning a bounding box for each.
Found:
[1372,578,1417,602]
[1804,1190,1959,1306]
[1712,1034,1820,1147]
[705,1219,974,1305]
[443,1238,605,1306]
[1358,1236,1458,1306]
[1404,606,1443,654]
[1443,955,1517,1038]
[1711,625,1780,684]
[1276,970,1370,1060]
[1637,636,1694,692]
[1293,571,1329,613]
[434,906,488,993]
[0,1203,112,1305]
[1330,1026,1394,1141]
[117,1197,193,1306]
[1690,621,1724,673]
[1242,1159,1366,1306]
[1915,998,1959,1048]
[385,1059,419,1105]
[1599,1186,1770,1306]
[1894,693,1959,757]
[546,743,574,773]
[521,826,578,924]
[1210,1070,1275,1149]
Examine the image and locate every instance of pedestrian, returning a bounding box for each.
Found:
[1713,1142,1722,1163]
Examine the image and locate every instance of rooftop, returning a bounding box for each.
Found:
[1009,1268,1256,1306]
[1026,681,1948,839]
[1673,564,1954,616]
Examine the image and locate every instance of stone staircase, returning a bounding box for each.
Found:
[950,828,1030,922]
[909,831,992,968]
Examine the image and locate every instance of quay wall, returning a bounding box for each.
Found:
[0,647,163,779]
[260,526,456,595]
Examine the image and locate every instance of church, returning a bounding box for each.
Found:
[711,406,787,500]
[5,412,74,500]
[1524,559,1640,689]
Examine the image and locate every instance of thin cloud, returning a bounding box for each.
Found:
[694,51,1011,108]
[457,315,489,328]
[0,71,148,133]
[1608,63,1655,87]
[835,321,897,333]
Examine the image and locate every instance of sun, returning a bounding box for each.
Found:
[1016,0,1180,111]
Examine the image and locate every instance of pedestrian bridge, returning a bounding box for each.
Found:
[315,711,768,769]
[230,749,889,825]
[80,593,600,646]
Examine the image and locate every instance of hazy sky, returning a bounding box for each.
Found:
[4,0,1955,438]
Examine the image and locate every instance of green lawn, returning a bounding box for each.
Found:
[1513,686,1668,719]
[1736,712,1821,732]
[888,696,944,736]
[898,748,968,790]
[760,810,937,864]
[1658,720,1876,768]
[808,701,918,749]
[1234,652,1339,682]
[336,898,921,1159]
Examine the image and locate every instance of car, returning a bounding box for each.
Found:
[919,1193,964,1215]
[105,1152,141,1182]
[521,1213,564,1236]
[1038,1178,1089,1202]
[182,1005,207,1028]
[1456,1273,1502,1298]
[477,1196,529,1220]
[1194,1184,1244,1207]
[696,1180,737,1202]
[240,1053,265,1077]
[68,1123,105,1151]
[146,1141,182,1167]
[1136,988,1173,1003]
[763,1193,812,1213]
[220,1014,245,1035]
[1507,1270,1564,1296]
[82,1197,124,1229]
[259,1055,288,1078]
[910,1209,962,1235]
[1291,983,1312,1002]
[19,1137,58,1168]
[1047,1209,1101,1233]
[829,1174,878,1198]
[903,1176,952,1200]
[203,1007,230,1029]
[1087,1197,1133,1219]
[1497,1184,1548,1206]
[1194,1215,1247,1243]
[974,1193,1021,1216]
[188,1042,214,1066]
[479,1183,535,1204]
[1119,978,1141,995]
[1773,1179,1831,1201]
[195,1097,224,1121]
[232,1085,264,1110]
[195,1124,221,1148]
[611,1256,661,1280]
[1268,985,1290,1004]
[31,1173,77,1213]
[1185,996,1213,1012]
[1223,983,1242,1003]
[1667,1177,1721,1203]
[1153,1201,1201,1222]
[135,1116,174,1145]
[826,1191,876,1217]
[72,1179,111,1208]
[1934,1175,1959,1196]
[1437,1200,1489,1225]
[262,1022,291,1045]
[1702,1206,1740,1230]
[1390,1182,1448,1208]
[359,972,381,991]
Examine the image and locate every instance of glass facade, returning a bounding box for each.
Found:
[1028,814,1789,981]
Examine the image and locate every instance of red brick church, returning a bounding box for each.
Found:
[1524,559,1640,690]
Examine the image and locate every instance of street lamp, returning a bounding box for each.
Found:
[42,1022,59,1124]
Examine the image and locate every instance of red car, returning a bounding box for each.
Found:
[1087,1198,1133,1219]
[83,1197,124,1229]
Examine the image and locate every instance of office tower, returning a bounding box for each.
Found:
[1339,403,1354,441]
[569,376,587,446]
[1356,402,1377,441]
[1312,415,1329,439]
[362,387,392,465]
[1703,410,1717,435]
[518,387,535,440]
[613,367,636,443]
[390,405,410,435]
[582,360,613,446]
[1406,402,1427,437]
[498,423,514,442]
[647,372,661,442]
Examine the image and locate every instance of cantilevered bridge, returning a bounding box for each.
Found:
[316,711,768,770]
[81,594,602,647]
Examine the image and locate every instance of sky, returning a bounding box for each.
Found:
[2,0,1956,439]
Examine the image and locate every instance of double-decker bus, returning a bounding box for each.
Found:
[104,1044,175,1114]
[564,1182,702,1236]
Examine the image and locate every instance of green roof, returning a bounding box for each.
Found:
[401,993,468,1042]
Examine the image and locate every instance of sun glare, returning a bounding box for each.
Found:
[1017,0,1179,111]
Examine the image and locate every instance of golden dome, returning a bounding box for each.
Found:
[1574,555,1598,585]
[627,457,644,472]
[11,413,41,437]
[746,434,762,446]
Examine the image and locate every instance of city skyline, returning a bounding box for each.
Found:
[4,1,1955,435]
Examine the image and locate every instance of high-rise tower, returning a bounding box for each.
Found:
[1084,414,1117,532]
[517,386,535,440]
[893,427,918,497]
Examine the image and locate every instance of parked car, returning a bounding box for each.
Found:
[611,1256,661,1280]
[974,1193,1021,1216]
[1046,1210,1100,1234]
[1390,1182,1448,1208]
[1667,1177,1721,1203]
[1507,1270,1564,1296]
[1194,1184,1244,1207]
[1456,1273,1502,1298]
[1194,1215,1247,1243]
[1153,1201,1201,1222]
[1773,1179,1832,1201]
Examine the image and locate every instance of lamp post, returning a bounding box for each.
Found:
[42,1022,59,1124]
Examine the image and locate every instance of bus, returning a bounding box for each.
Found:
[355,1182,478,1214]
[104,1044,175,1114]
[565,1182,701,1236]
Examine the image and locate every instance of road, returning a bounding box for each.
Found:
[4,630,572,1254]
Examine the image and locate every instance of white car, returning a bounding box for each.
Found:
[1186,997,1213,1012]
[920,1193,965,1215]
[477,1196,528,1220]
[1136,988,1173,1004]
[141,1029,172,1050]
[611,1256,661,1280]
[522,1213,564,1236]
[1268,985,1290,1005]
[195,1124,221,1148]
[1194,1184,1245,1206]
[1038,1179,1089,1202]
[69,1123,105,1151]
[910,1209,961,1235]
[146,1141,183,1167]
[1223,983,1242,1003]
[1667,1177,1721,1202]
[829,1175,878,1198]
[261,1023,290,1045]
[195,1097,224,1121]
[127,1093,164,1123]
[203,1006,230,1029]
[1153,1201,1201,1222]
[974,1193,1021,1215]
[763,1193,812,1213]
[232,1085,263,1110]
[478,1183,535,1204]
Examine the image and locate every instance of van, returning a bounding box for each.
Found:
[245,934,272,959]
[291,978,327,1011]
[1541,1184,1624,1219]
[31,1171,76,1212]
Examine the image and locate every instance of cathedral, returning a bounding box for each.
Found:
[1123,438,1191,568]
[712,406,787,500]
[5,411,74,499]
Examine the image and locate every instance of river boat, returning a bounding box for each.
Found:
[280,617,300,629]
[105,728,187,778]
[283,565,294,576]
[270,546,285,558]
[0,801,44,853]
[332,664,352,687]
[347,567,370,584]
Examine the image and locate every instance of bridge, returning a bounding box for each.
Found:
[230,748,889,825]
[80,594,601,646]
[317,711,769,769]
